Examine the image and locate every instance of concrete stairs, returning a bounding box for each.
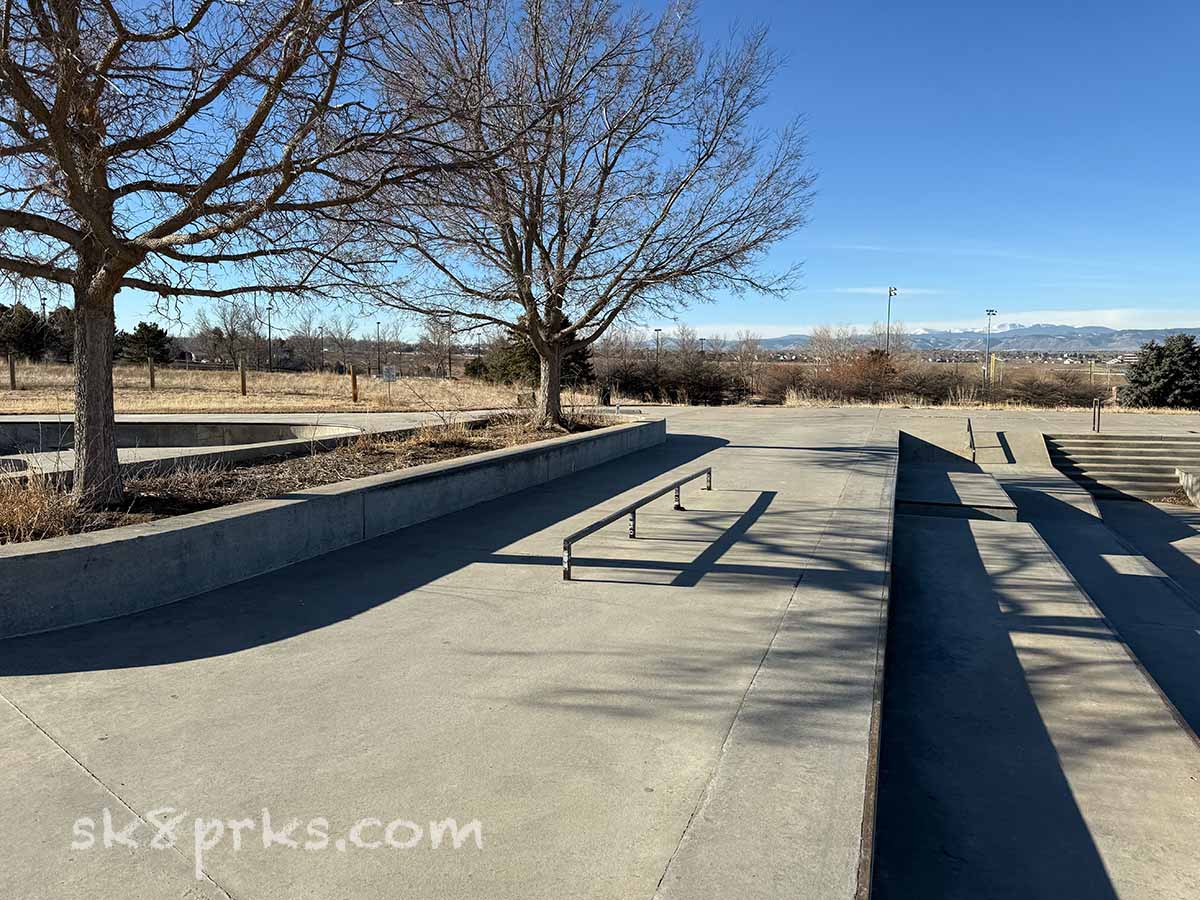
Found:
[1045,432,1200,500]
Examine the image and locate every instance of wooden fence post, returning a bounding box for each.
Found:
[147,358,156,391]
[6,353,14,390]
[239,356,247,396]
[351,364,359,403]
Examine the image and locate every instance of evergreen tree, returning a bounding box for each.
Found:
[43,306,75,362]
[474,320,594,386]
[0,301,46,360]
[117,322,176,364]
[1122,334,1200,408]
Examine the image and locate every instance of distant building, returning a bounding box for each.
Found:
[1107,353,1139,365]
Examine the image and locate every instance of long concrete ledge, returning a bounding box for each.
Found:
[0,418,357,454]
[0,418,666,638]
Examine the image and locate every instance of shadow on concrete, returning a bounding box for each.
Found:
[994,431,1017,464]
[898,433,980,472]
[0,433,727,675]
[460,528,893,750]
[671,491,776,588]
[872,514,1119,899]
[1008,490,1200,735]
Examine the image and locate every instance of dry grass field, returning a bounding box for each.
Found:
[0,362,600,415]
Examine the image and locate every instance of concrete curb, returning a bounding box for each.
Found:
[0,418,666,638]
[855,424,900,900]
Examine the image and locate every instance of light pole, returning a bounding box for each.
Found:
[266,301,274,372]
[885,287,897,354]
[700,337,706,354]
[984,308,997,398]
[39,296,46,321]
[376,321,382,375]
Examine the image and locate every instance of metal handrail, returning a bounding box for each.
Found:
[562,467,713,580]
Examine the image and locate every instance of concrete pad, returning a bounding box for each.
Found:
[654,428,896,900]
[0,408,894,899]
[0,696,227,899]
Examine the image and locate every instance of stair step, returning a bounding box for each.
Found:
[1045,432,1200,443]
[1059,475,1180,487]
[1048,439,1200,452]
[1063,485,1182,501]
[1052,455,1197,467]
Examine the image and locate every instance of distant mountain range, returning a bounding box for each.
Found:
[756,323,1200,353]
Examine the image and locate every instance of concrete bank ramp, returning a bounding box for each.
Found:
[876,513,1200,898]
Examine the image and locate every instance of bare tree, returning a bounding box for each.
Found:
[732,330,762,393]
[0,0,480,505]
[288,311,325,371]
[370,0,814,426]
[672,324,701,357]
[193,301,262,366]
[416,315,452,377]
[704,333,729,357]
[871,319,912,356]
[806,325,860,367]
[323,314,359,369]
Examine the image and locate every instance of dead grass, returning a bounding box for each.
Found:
[0,361,608,414]
[0,472,85,544]
[0,413,615,544]
[780,385,1200,415]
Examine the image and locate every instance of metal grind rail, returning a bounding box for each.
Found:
[561,467,713,580]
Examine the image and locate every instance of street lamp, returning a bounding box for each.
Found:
[376,321,382,375]
[885,287,898,354]
[984,309,997,398]
[654,328,663,366]
[266,300,274,372]
[700,337,707,354]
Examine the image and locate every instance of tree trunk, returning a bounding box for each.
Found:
[72,277,122,508]
[535,343,565,428]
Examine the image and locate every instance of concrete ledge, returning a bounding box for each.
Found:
[1177,467,1200,506]
[0,418,666,638]
[896,466,1019,522]
[0,418,356,454]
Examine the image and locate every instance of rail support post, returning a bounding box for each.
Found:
[705,469,712,490]
[673,484,683,510]
[628,509,636,539]
[562,542,572,581]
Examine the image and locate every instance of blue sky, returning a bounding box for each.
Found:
[106,0,1200,336]
[667,0,1200,337]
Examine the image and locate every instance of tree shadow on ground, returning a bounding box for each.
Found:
[0,433,727,675]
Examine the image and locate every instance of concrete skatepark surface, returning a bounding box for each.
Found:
[0,407,894,900]
[2,405,1199,899]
